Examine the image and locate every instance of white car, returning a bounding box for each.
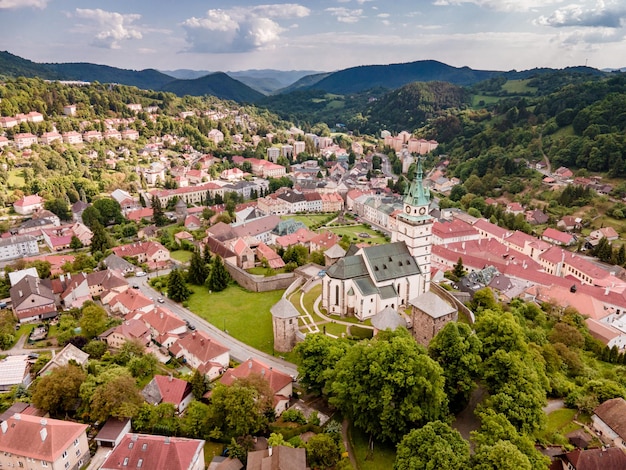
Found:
[136,271,146,277]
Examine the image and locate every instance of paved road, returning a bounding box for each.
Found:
[137,277,299,378]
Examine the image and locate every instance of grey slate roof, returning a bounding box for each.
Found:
[361,242,421,282]
[379,284,397,299]
[371,307,407,331]
[409,291,456,319]
[324,243,346,259]
[325,255,368,280]
[270,298,299,319]
[354,277,378,296]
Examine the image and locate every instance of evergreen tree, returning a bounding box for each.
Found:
[453,257,466,279]
[151,195,168,226]
[167,268,191,302]
[615,244,626,266]
[207,256,230,292]
[90,220,112,254]
[203,243,212,265]
[187,249,208,285]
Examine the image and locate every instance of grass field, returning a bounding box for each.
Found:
[204,441,225,464]
[247,266,286,276]
[350,424,396,470]
[471,94,501,107]
[501,79,537,94]
[186,285,284,355]
[327,224,388,245]
[170,250,193,264]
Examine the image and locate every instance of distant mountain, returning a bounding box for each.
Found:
[276,72,332,94]
[0,50,64,80]
[284,61,607,95]
[160,69,323,94]
[160,72,265,103]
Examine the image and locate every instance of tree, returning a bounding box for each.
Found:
[167,268,191,302]
[209,382,270,439]
[190,369,210,398]
[83,340,108,359]
[207,256,230,292]
[429,322,482,413]
[81,205,102,229]
[283,245,308,266]
[89,374,144,422]
[92,198,124,225]
[294,333,350,395]
[475,311,527,358]
[472,440,532,470]
[79,302,108,339]
[329,330,448,443]
[187,249,208,285]
[70,235,83,250]
[307,433,340,469]
[90,220,112,254]
[471,409,550,470]
[31,364,86,417]
[203,243,212,265]
[45,197,72,221]
[151,195,168,226]
[452,257,466,279]
[394,421,470,470]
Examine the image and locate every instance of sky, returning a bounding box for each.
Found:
[0,0,625,73]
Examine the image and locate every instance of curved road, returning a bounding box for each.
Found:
[137,277,299,378]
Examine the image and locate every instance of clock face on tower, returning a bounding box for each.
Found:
[419,206,426,215]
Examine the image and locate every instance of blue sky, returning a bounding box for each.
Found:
[1,0,625,72]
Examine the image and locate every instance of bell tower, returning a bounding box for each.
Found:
[392,157,433,292]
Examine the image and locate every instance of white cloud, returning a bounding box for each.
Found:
[433,0,564,12]
[325,7,364,23]
[536,3,626,28]
[0,0,47,9]
[74,8,142,49]
[377,13,390,18]
[180,4,310,53]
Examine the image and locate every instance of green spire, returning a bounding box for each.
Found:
[404,156,430,207]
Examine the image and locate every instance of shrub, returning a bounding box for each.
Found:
[282,409,307,425]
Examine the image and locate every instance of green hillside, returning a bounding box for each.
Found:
[160,72,265,103]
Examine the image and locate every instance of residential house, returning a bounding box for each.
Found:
[40,131,62,145]
[38,343,89,376]
[101,319,151,349]
[310,231,339,253]
[220,358,293,416]
[100,434,205,470]
[227,238,256,269]
[592,397,626,448]
[102,254,137,277]
[109,290,154,316]
[62,131,83,144]
[63,104,76,116]
[13,132,38,149]
[542,227,576,246]
[111,241,170,270]
[141,306,187,348]
[0,235,39,261]
[526,209,549,225]
[0,414,89,470]
[586,319,626,351]
[169,331,229,380]
[557,216,582,232]
[13,194,44,215]
[42,223,93,251]
[142,375,193,413]
[208,129,224,144]
[121,129,139,141]
[554,166,574,179]
[246,446,306,470]
[10,275,57,323]
[0,136,9,148]
[557,447,626,469]
[174,231,194,246]
[184,215,202,231]
[505,202,524,215]
[588,227,619,246]
[83,130,102,142]
[95,419,132,449]
[126,103,142,112]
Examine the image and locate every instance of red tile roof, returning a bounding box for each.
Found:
[101,434,204,470]
[153,375,192,406]
[0,414,87,462]
[220,358,291,395]
[170,330,229,365]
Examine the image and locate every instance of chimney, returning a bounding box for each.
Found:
[14,414,21,420]
[164,437,170,445]
[268,446,273,457]
[169,374,173,382]
[40,418,47,426]
[605,286,610,296]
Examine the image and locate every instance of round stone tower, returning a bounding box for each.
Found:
[270,298,300,353]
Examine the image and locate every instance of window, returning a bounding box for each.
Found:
[62,451,67,459]
[73,439,79,447]
[76,449,81,457]
[42,462,48,468]
[64,463,70,470]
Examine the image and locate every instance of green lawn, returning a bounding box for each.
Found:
[280,214,335,228]
[538,408,581,444]
[186,285,284,355]
[204,441,225,464]
[501,79,537,94]
[327,224,387,245]
[7,169,25,188]
[247,266,286,276]
[170,250,193,264]
[350,424,396,470]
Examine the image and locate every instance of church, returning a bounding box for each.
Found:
[322,159,434,321]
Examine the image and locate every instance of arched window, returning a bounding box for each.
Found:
[335,285,339,306]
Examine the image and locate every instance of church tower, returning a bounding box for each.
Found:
[392,157,433,292]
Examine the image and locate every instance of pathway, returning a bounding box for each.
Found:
[1,330,55,356]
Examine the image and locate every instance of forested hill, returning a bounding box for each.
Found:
[0,51,265,103]
[425,74,626,180]
[160,72,265,103]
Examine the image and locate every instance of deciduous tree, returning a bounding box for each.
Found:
[31,364,86,417]
[394,421,470,470]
